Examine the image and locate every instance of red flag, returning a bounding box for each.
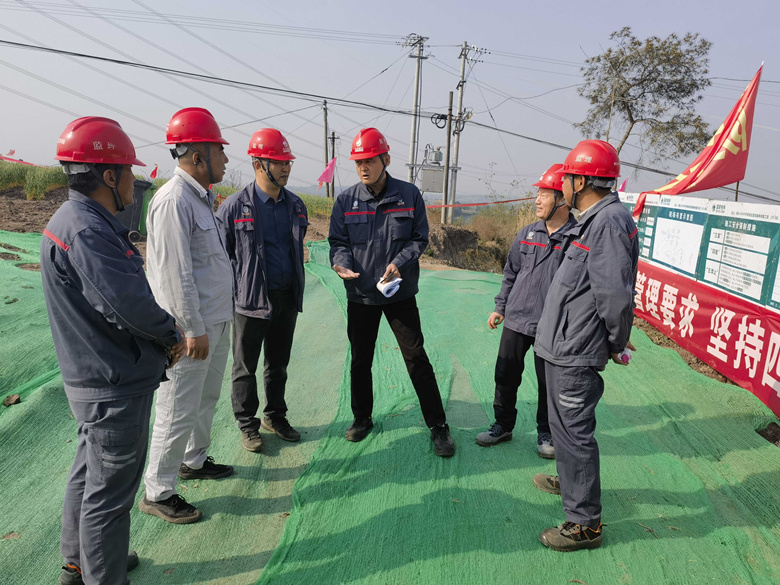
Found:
[150,164,158,179]
[317,157,336,190]
[633,64,763,219]
[618,179,627,192]
[6,149,15,156]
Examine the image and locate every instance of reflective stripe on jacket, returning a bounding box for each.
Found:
[215,183,308,318]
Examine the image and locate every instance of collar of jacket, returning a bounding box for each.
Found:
[568,193,620,237]
[355,174,403,205]
[67,189,129,235]
[235,182,302,223]
[174,166,214,206]
[253,182,287,205]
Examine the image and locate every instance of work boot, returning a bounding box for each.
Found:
[59,551,140,584]
[178,456,234,480]
[262,417,301,442]
[537,432,555,459]
[345,416,373,442]
[533,473,561,495]
[139,494,202,524]
[241,429,263,452]
[539,521,603,551]
[431,423,455,457]
[475,422,512,447]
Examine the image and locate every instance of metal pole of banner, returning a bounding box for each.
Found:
[329,131,337,197]
[735,181,740,202]
[323,100,330,198]
[441,91,453,225]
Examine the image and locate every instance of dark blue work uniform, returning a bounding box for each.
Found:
[328,174,446,427]
[40,189,180,585]
[492,214,576,433]
[535,193,639,529]
[216,183,308,430]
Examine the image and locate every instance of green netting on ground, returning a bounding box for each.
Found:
[0,231,59,410]
[1,236,779,584]
[256,241,780,585]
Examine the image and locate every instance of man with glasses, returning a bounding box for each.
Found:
[216,129,308,452]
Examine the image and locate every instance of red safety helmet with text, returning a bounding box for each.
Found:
[533,163,564,191]
[55,117,145,166]
[557,140,620,178]
[247,128,295,161]
[349,127,390,160]
[165,107,229,145]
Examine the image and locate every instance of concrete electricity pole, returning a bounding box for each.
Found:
[329,131,337,197]
[441,91,453,225]
[404,33,428,184]
[322,100,330,198]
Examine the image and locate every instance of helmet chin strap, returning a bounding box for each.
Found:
[260,159,283,189]
[569,175,582,211]
[89,165,125,212]
[368,154,387,192]
[544,191,566,222]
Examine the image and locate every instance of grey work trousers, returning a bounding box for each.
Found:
[144,321,230,501]
[544,361,604,528]
[62,392,154,585]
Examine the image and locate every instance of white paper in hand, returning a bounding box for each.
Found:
[376,277,402,298]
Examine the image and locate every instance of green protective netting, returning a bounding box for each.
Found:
[1,235,779,584]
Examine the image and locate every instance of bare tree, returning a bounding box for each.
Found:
[577,27,712,164]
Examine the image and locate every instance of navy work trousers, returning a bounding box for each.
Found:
[61,392,153,585]
[231,289,298,432]
[347,297,446,428]
[493,328,550,434]
[544,361,604,528]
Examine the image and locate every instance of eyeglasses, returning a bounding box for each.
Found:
[268,160,294,168]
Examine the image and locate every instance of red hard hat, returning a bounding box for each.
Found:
[349,128,390,160]
[55,117,145,166]
[533,163,564,191]
[247,128,295,160]
[165,107,229,145]
[558,140,620,178]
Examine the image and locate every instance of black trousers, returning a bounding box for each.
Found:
[493,327,550,434]
[347,297,446,428]
[231,290,298,432]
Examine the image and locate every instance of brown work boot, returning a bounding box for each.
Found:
[261,417,301,442]
[533,473,561,495]
[539,521,603,551]
[241,429,263,452]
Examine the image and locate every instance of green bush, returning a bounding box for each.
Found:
[0,161,31,191]
[297,193,334,218]
[24,166,67,201]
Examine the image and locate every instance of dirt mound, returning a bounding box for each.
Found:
[0,187,69,233]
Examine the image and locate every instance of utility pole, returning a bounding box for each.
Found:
[404,33,428,184]
[449,41,483,223]
[441,91,453,225]
[329,131,337,198]
[323,100,330,198]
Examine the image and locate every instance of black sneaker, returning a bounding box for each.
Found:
[431,423,455,457]
[539,521,603,551]
[178,456,234,480]
[345,417,373,442]
[59,551,139,584]
[241,429,263,452]
[139,494,202,524]
[532,473,561,495]
[262,417,301,442]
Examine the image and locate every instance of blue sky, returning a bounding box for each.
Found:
[0,0,777,202]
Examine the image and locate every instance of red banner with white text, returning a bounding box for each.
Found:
[635,259,780,417]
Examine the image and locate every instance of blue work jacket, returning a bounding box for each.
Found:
[495,214,577,337]
[535,194,639,368]
[40,190,180,402]
[329,175,428,305]
[216,183,308,319]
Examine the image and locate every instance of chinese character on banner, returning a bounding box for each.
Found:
[635,272,647,312]
[645,279,662,320]
[707,307,736,362]
[733,317,765,379]
[660,284,679,329]
[678,293,699,338]
[762,332,780,395]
